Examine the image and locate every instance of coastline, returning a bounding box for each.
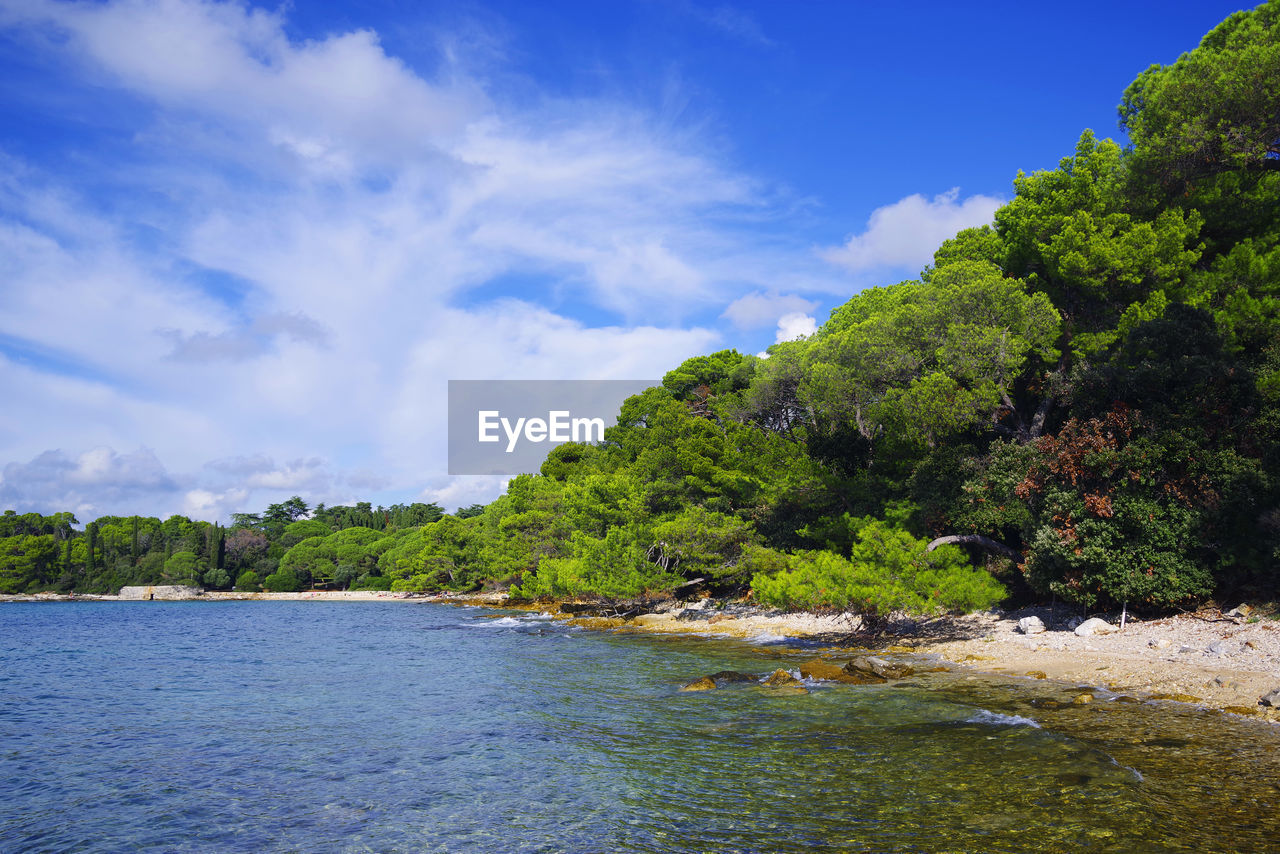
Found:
[7,589,1277,721]
[492,596,1280,722]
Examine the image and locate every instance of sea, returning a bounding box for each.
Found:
[1,601,1277,853]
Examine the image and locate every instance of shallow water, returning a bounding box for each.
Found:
[0,602,1276,852]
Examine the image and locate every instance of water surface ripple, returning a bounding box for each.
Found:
[1,602,1276,852]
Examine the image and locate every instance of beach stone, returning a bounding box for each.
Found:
[1206,640,1228,656]
[1066,616,1084,630]
[763,668,800,686]
[1259,688,1280,707]
[1225,604,1253,618]
[709,670,758,685]
[1017,616,1046,635]
[1148,638,1171,650]
[679,676,717,692]
[1074,617,1116,637]
[1025,670,1047,679]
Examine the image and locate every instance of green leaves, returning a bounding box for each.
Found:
[750,519,1005,615]
[1121,2,1280,190]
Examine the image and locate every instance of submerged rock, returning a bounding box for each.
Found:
[1018,616,1046,635]
[1074,617,1116,637]
[1072,693,1094,705]
[679,676,717,692]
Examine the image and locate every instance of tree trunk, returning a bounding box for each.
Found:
[924,534,1021,563]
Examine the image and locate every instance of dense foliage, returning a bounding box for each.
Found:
[3,5,1278,615]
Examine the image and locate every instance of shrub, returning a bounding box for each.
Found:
[234,570,261,592]
[751,518,1006,615]
[352,573,392,591]
[202,566,231,589]
[262,567,303,592]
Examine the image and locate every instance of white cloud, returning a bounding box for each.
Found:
[821,188,1002,273]
[774,312,817,343]
[0,0,844,520]
[0,447,183,519]
[721,292,819,329]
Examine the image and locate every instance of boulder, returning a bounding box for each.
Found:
[1073,617,1116,637]
[679,676,717,692]
[1259,688,1280,707]
[1225,604,1253,618]
[1017,616,1046,635]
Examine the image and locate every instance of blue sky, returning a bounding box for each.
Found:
[0,0,1252,521]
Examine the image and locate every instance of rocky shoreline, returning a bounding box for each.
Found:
[8,588,1278,721]
[490,595,1280,722]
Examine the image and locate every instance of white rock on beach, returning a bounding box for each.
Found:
[1074,617,1117,637]
[1017,616,1046,635]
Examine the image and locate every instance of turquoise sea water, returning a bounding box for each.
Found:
[1,602,1277,853]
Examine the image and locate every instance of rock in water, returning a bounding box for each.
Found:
[763,668,800,686]
[1017,616,1046,635]
[1074,617,1116,637]
[708,670,759,685]
[797,659,849,682]
[679,676,717,692]
[1072,693,1094,705]
[843,656,912,681]
[1259,688,1280,707]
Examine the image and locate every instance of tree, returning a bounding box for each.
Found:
[1120,2,1280,192]
[163,551,201,586]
